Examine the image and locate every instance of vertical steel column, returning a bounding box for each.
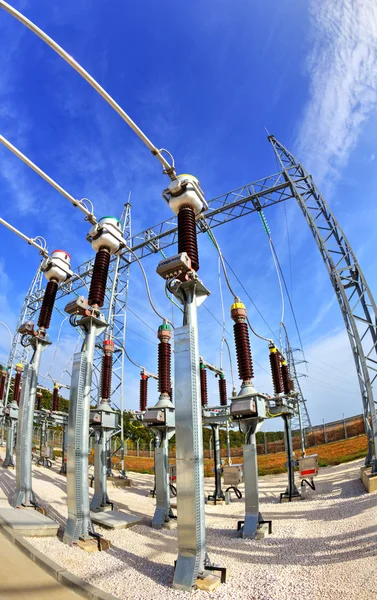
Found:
[63,316,106,545]
[208,425,224,502]
[12,339,48,507]
[152,429,175,528]
[3,415,17,467]
[91,429,110,512]
[226,421,231,465]
[240,426,260,538]
[60,424,67,474]
[282,414,300,501]
[173,280,209,591]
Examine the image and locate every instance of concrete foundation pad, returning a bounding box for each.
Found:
[0,508,58,537]
[361,467,377,492]
[107,477,133,488]
[207,500,225,506]
[170,502,177,509]
[90,510,143,529]
[196,574,222,592]
[163,520,177,530]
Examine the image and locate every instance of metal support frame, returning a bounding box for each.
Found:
[63,315,106,545]
[172,277,212,591]
[280,413,300,502]
[151,427,175,528]
[208,424,225,503]
[238,419,262,538]
[12,337,49,508]
[3,406,17,468]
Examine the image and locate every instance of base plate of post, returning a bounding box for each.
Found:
[237,519,272,539]
[77,537,111,552]
[280,491,302,502]
[107,476,133,488]
[0,508,58,537]
[90,510,143,529]
[360,466,377,493]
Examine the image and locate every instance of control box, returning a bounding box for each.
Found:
[298,454,319,479]
[223,464,244,486]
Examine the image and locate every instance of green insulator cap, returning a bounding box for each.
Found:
[158,323,171,331]
[200,362,205,370]
[219,372,225,379]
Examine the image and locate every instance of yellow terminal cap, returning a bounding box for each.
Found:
[230,301,245,311]
[281,359,287,365]
[15,363,23,369]
[269,346,277,353]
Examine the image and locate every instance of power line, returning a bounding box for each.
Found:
[306,360,358,387]
[299,374,359,396]
[126,327,157,345]
[127,305,156,334]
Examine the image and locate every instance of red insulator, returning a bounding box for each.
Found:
[288,378,295,393]
[219,376,227,406]
[88,247,110,307]
[158,342,171,394]
[281,362,291,395]
[38,280,58,330]
[178,206,199,272]
[52,387,59,411]
[0,372,6,402]
[270,350,283,394]
[100,353,112,401]
[233,321,254,381]
[13,372,22,405]
[139,375,148,411]
[200,365,208,407]
[36,392,42,411]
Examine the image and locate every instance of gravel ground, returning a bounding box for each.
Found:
[0,450,376,600]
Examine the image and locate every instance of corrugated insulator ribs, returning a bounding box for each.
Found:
[219,376,227,406]
[13,372,22,405]
[281,362,291,395]
[233,321,254,381]
[0,373,6,402]
[270,348,283,394]
[52,387,59,411]
[36,392,42,411]
[100,354,112,401]
[200,365,208,407]
[38,279,58,330]
[88,247,110,307]
[139,375,148,411]
[158,342,171,395]
[178,206,199,272]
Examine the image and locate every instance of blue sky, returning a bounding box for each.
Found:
[1,0,377,429]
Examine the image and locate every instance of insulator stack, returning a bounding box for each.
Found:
[231,299,254,383]
[200,364,208,407]
[157,323,172,395]
[169,387,173,403]
[139,374,148,411]
[36,392,42,411]
[281,360,291,395]
[52,386,59,411]
[233,322,254,382]
[269,346,283,394]
[178,206,199,272]
[0,369,7,402]
[88,247,111,307]
[13,366,23,405]
[288,378,295,392]
[38,280,58,330]
[100,354,112,401]
[218,374,227,406]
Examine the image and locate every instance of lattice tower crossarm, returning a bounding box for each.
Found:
[269,135,377,472]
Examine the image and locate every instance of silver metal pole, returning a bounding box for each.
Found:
[13,338,49,507]
[226,421,231,465]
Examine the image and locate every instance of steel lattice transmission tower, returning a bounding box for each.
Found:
[8,136,377,471]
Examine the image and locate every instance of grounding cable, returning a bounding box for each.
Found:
[0,1,176,179]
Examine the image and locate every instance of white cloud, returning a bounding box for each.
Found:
[297,0,377,186]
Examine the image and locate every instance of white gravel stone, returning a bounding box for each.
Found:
[0,449,376,600]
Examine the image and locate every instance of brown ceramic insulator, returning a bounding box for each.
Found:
[200,366,208,407]
[13,372,22,405]
[178,206,199,272]
[139,375,148,411]
[281,363,291,395]
[233,321,254,381]
[219,377,227,406]
[37,280,58,330]
[36,393,42,411]
[270,352,283,394]
[169,387,173,403]
[158,342,171,394]
[100,353,112,401]
[288,378,295,392]
[88,247,110,307]
[52,387,59,411]
[0,374,6,402]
